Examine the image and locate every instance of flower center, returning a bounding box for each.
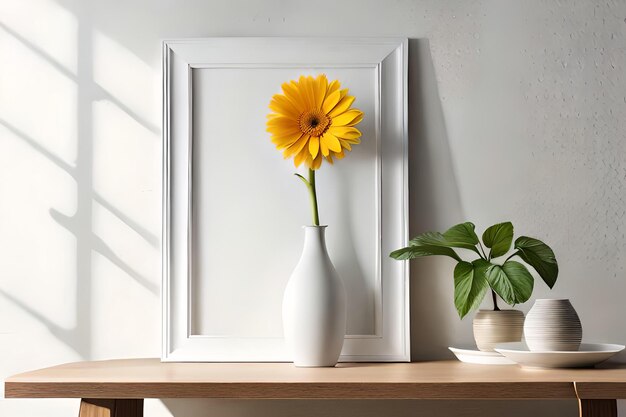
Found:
[298,109,331,137]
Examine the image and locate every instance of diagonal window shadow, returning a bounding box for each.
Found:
[0,21,159,136]
[50,209,159,295]
[0,289,89,358]
[0,5,160,359]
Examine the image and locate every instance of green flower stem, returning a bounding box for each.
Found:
[308,168,320,226]
[294,169,320,226]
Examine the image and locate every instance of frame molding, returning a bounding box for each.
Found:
[162,37,409,362]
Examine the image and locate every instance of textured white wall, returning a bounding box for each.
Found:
[0,0,624,416]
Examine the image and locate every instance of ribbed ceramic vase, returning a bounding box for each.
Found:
[524,298,582,351]
[473,310,525,352]
[282,226,346,367]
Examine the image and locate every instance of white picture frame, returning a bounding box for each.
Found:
[162,37,409,362]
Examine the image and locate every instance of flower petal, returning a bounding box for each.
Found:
[315,74,328,109]
[283,133,309,158]
[267,127,299,139]
[294,144,309,167]
[303,154,313,169]
[271,133,300,148]
[322,133,342,153]
[328,126,362,139]
[282,81,306,112]
[268,130,300,141]
[309,136,320,158]
[331,109,363,126]
[267,116,298,129]
[347,111,363,126]
[320,137,329,156]
[327,79,341,96]
[299,75,313,110]
[322,90,341,115]
[271,133,301,146]
[329,95,355,118]
[338,138,352,151]
[269,94,300,119]
[308,76,318,109]
[344,137,361,145]
[312,153,323,170]
[269,123,301,137]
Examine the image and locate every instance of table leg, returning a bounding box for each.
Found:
[78,399,143,417]
[579,399,617,417]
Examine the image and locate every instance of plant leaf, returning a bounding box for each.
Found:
[485,261,534,305]
[390,223,481,262]
[453,260,490,319]
[442,222,480,250]
[482,222,514,258]
[406,232,461,261]
[473,258,492,279]
[409,231,449,247]
[514,236,559,289]
[390,243,461,262]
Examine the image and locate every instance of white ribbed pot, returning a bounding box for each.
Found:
[524,298,582,351]
[473,310,525,352]
[282,226,346,367]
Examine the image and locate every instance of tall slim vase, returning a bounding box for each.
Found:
[282,226,346,367]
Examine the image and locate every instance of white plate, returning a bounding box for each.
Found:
[495,342,625,369]
[449,347,516,365]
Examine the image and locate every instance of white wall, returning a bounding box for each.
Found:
[0,0,624,416]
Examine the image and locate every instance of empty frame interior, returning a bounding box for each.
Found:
[190,67,380,338]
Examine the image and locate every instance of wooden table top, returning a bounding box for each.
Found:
[6,359,626,400]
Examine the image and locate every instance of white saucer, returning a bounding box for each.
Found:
[495,342,625,369]
[449,347,516,365]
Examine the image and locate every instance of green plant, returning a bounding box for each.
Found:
[390,222,558,319]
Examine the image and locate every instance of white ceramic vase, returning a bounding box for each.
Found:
[524,298,582,351]
[282,226,346,367]
[473,310,525,352]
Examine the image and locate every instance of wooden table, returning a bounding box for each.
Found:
[5,359,626,417]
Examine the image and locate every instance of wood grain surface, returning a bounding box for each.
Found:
[5,359,626,400]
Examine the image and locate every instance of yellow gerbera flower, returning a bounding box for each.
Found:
[266,74,364,170]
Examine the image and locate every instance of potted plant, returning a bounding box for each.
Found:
[390,222,558,351]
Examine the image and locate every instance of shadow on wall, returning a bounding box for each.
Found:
[407,39,466,361]
[0,1,159,361]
